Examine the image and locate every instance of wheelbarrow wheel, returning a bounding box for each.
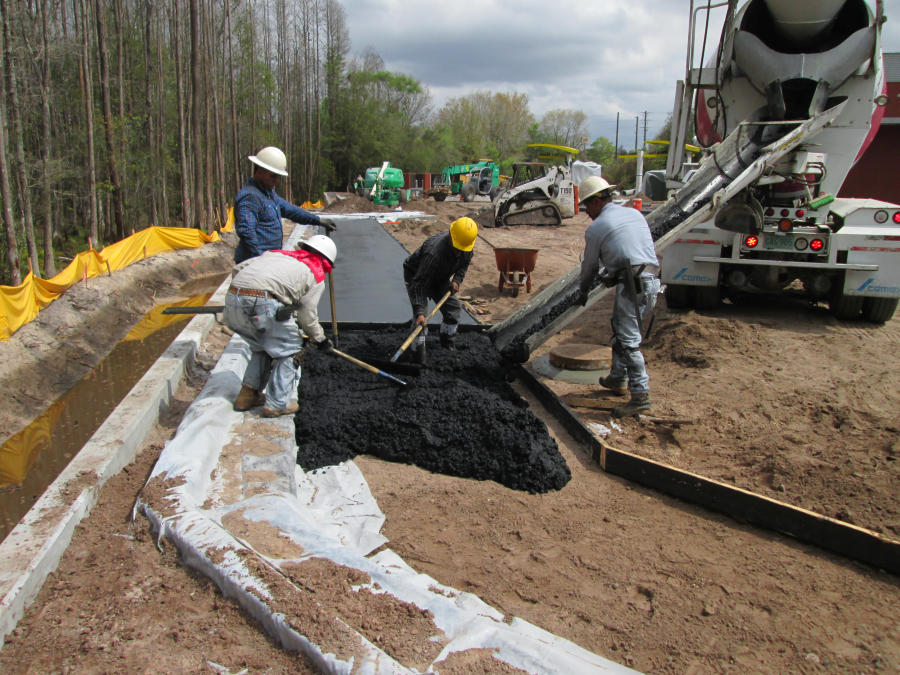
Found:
[512,287,520,298]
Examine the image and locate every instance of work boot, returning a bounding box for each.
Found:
[613,393,652,418]
[598,374,628,396]
[234,385,266,411]
[440,333,455,350]
[413,342,427,366]
[261,401,300,418]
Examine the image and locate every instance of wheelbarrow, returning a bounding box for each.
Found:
[494,247,539,297]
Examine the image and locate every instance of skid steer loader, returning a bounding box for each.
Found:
[474,161,577,228]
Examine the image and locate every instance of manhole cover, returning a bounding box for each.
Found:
[548,343,611,371]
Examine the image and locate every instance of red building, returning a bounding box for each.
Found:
[840,52,899,203]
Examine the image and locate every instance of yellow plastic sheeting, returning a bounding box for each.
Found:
[124,293,212,342]
[223,206,234,232]
[301,200,323,210]
[0,399,64,489]
[0,226,220,341]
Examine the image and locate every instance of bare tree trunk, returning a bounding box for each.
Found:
[189,0,204,230]
[155,3,168,223]
[226,0,239,193]
[39,0,55,276]
[94,0,126,240]
[78,0,99,247]
[1,0,39,275]
[171,0,190,227]
[0,1,20,285]
[208,0,225,225]
[200,0,213,227]
[143,0,157,225]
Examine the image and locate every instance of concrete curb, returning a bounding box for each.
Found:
[0,283,227,649]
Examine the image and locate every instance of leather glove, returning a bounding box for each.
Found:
[448,280,460,294]
[576,289,589,307]
[319,218,337,233]
[317,337,335,354]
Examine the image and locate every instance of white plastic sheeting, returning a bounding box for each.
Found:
[571,161,604,186]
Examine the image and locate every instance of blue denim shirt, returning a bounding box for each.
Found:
[233,177,322,263]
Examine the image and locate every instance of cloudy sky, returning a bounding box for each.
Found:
[340,0,900,148]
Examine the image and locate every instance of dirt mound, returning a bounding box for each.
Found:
[323,194,389,213]
[295,329,571,494]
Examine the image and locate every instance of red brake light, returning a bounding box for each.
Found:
[810,239,825,251]
[795,209,804,217]
[765,208,774,217]
[894,212,900,224]
[780,209,790,217]
[744,235,759,248]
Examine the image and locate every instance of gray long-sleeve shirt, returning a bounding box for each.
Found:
[580,202,658,294]
[230,251,326,342]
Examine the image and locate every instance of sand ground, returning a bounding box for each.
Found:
[0,197,897,673]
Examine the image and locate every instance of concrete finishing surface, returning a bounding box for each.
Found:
[295,328,571,494]
[317,215,476,325]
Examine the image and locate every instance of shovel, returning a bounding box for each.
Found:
[390,290,452,363]
[332,348,407,387]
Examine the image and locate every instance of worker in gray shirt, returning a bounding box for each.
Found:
[577,176,660,417]
[224,235,337,417]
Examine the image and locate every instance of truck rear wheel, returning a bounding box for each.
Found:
[861,297,898,323]
[830,291,863,320]
[693,286,721,310]
[664,284,691,309]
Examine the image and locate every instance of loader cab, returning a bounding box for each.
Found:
[471,166,495,194]
[509,162,549,188]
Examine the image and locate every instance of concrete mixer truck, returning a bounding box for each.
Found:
[660,0,900,322]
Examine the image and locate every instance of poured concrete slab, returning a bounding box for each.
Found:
[317,215,477,325]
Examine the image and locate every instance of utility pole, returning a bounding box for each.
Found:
[614,112,619,160]
[642,111,648,147]
[634,116,639,153]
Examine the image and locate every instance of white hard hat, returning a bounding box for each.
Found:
[578,175,617,203]
[301,234,337,265]
[249,146,288,176]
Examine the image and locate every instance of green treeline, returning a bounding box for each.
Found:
[0,0,662,286]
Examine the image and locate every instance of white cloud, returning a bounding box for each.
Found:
[340,0,900,144]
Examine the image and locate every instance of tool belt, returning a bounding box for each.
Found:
[228,286,271,299]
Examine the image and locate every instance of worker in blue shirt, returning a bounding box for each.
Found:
[233,146,336,263]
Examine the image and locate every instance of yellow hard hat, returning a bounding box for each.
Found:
[449,217,478,251]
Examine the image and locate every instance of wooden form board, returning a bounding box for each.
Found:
[516,365,900,575]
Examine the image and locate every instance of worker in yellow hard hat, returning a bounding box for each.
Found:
[401,217,478,364]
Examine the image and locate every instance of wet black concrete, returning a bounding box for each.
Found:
[295,329,571,494]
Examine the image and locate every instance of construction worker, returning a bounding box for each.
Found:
[233,146,336,264]
[576,176,660,417]
[402,216,478,364]
[224,234,337,417]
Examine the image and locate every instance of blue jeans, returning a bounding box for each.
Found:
[224,293,303,410]
[608,274,660,395]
